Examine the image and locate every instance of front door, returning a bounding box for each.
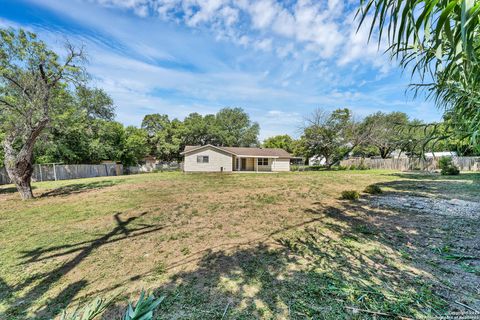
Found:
[241,158,247,171]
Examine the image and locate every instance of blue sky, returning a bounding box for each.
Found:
[0,0,441,140]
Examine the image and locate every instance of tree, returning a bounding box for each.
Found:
[215,107,259,147]
[141,108,261,161]
[0,130,4,165]
[358,0,480,151]
[141,114,184,161]
[362,112,409,158]
[182,113,219,146]
[141,114,170,138]
[154,118,184,162]
[121,126,150,166]
[75,85,115,121]
[0,28,85,199]
[88,120,125,163]
[263,135,294,153]
[34,87,116,164]
[301,108,372,168]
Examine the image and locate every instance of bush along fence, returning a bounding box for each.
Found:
[0,163,123,185]
[340,157,480,171]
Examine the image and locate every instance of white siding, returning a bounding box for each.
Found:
[256,158,272,172]
[183,147,233,172]
[272,158,290,172]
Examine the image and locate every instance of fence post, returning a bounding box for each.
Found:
[53,163,57,181]
[38,164,43,182]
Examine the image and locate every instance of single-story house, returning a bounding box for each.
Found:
[181,145,292,172]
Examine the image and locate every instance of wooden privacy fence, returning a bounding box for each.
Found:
[0,163,123,185]
[340,157,480,171]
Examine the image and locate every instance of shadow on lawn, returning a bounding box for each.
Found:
[0,186,37,194]
[39,179,122,198]
[2,211,165,319]
[376,172,480,201]
[142,213,444,319]
[130,197,477,319]
[101,204,472,319]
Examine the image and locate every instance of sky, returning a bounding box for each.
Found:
[0,0,442,140]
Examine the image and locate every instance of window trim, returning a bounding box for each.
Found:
[257,158,269,166]
[197,155,209,163]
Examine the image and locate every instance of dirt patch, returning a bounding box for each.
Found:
[369,194,480,218]
[358,193,480,311]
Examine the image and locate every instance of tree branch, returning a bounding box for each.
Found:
[1,73,33,101]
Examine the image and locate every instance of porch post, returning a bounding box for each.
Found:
[255,157,258,172]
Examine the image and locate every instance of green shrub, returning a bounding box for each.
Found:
[364,184,383,194]
[59,290,164,320]
[349,165,357,170]
[340,190,360,200]
[439,156,460,175]
[357,163,369,170]
[291,165,324,171]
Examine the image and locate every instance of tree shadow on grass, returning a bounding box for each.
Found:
[148,242,443,319]
[39,179,123,198]
[2,211,165,320]
[0,186,37,194]
[127,204,460,319]
[321,200,480,312]
[376,172,480,201]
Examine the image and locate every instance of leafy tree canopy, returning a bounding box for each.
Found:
[263,135,295,153]
[358,0,480,151]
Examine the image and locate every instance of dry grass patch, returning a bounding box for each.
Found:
[0,171,478,319]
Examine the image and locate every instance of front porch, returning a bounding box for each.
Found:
[232,156,276,172]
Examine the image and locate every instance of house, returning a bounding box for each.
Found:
[181,145,292,172]
[308,155,326,166]
[424,151,458,158]
[142,155,158,166]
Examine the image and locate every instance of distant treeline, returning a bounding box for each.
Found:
[0,104,260,166]
[1,105,475,168]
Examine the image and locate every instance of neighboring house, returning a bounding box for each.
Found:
[181,145,291,172]
[424,151,458,158]
[142,155,158,166]
[308,155,326,166]
[390,149,409,159]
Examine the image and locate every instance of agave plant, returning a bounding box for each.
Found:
[57,290,164,320]
[59,296,113,320]
[358,0,480,150]
[123,290,165,320]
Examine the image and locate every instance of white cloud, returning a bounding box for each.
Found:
[7,0,441,139]
[81,0,385,67]
[253,38,273,52]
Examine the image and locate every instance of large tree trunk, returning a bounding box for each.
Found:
[3,119,48,200]
[4,142,35,200]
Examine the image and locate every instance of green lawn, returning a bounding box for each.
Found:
[0,171,479,319]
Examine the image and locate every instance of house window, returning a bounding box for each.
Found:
[197,155,209,163]
[258,158,269,166]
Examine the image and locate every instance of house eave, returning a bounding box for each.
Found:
[180,144,238,156]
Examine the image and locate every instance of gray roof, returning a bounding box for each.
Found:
[183,145,291,158]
